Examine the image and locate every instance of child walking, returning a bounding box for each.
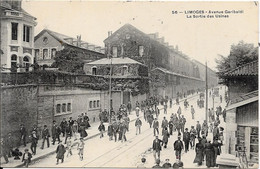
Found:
[77,137,85,161]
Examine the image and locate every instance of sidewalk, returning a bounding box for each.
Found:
[0,112,141,168]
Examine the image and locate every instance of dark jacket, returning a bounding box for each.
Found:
[20,127,26,136]
[152,139,163,151]
[98,124,105,131]
[153,121,159,129]
[22,152,32,163]
[56,144,66,159]
[196,123,201,131]
[173,140,183,151]
[135,119,142,126]
[183,131,190,142]
[42,128,50,138]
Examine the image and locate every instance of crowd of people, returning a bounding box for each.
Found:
[1,88,226,168]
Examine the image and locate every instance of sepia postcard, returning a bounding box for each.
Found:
[0,0,259,168]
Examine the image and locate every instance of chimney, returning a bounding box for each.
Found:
[229,54,237,69]
[76,35,81,47]
[108,31,113,37]
[8,0,22,11]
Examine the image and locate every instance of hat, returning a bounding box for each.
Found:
[185,128,188,131]
[141,158,146,163]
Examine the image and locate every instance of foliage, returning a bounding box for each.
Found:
[215,41,258,72]
[52,47,85,74]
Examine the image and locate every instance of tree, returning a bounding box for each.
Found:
[52,47,85,74]
[215,41,258,72]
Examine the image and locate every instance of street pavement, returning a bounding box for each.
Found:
[1,87,227,168]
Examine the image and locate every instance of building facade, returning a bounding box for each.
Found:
[103,24,217,98]
[34,29,106,67]
[218,60,258,165]
[0,0,37,72]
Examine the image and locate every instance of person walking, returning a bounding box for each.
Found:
[56,142,66,165]
[30,131,38,155]
[205,141,214,168]
[127,101,132,115]
[177,106,181,117]
[153,118,159,136]
[41,125,50,149]
[162,127,170,148]
[163,103,167,114]
[202,120,208,137]
[161,117,168,134]
[191,105,195,119]
[180,115,186,133]
[98,122,105,138]
[193,138,204,166]
[52,121,61,145]
[72,121,78,141]
[173,136,184,160]
[22,149,32,168]
[183,128,190,153]
[213,123,220,140]
[135,117,142,135]
[107,122,113,141]
[77,138,85,161]
[190,126,196,149]
[60,118,67,137]
[148,113,154,128]
[66,137,73,157]
[64,123,72,144]
[6,133,14,157]
[169,98,173,108]
[152,136,163,162]
[212,137,222,167]
[196,121,201,138]
[169,119,174,135]
[112,121,119,142]
[20,124,27,147]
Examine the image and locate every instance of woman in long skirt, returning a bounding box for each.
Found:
[193,138,204,166]
[205,141,215,168]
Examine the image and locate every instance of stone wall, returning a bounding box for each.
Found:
[1,85,38,146]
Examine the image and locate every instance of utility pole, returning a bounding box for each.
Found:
[205,61,208,123]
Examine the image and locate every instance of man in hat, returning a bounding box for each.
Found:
[137,157,146,168]
[152,159,162,168]
[174,136,183,160]
[153,118,159,136]
[190,126,197,149]
[183,128,190,153]
[202,120,208,137]
[162,158,172,168]
[135,117,142,135]
[30,130,38,155]
[60,118,67,137]
[22,148,32,168]
[161,117,168,134]
[196,121,201,138]
[152,136,163,161]
[41,125,50,149]
[20,124,27,147]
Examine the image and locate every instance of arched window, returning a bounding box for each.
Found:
[23,56,30,72]
[51,48,56,59]
[92,66,97,75]
[43,49,48,59]
[11,54,17,72]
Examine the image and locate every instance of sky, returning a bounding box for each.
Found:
[22,1,259,70]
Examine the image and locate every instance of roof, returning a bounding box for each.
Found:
[34,29,104,54]
[223,60,258,77]
[227,90,258,110]
[85,57,146,66]
[151,67,203,81]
